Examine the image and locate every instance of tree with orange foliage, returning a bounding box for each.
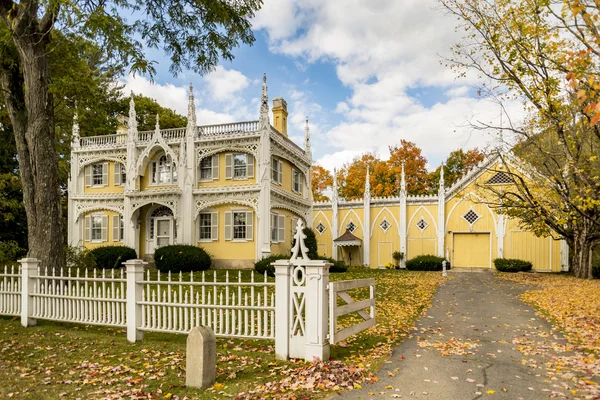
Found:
[311,165,333,201]
[429,149,485,191]
[388,140,430,195]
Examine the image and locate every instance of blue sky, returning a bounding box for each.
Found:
[124,0,520,173]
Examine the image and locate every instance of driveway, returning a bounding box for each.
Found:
[339,272,571,399]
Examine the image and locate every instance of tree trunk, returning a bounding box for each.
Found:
[570,230,595,279]
[1,28,64,271]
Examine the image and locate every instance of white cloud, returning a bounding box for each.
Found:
[203,66,250,103]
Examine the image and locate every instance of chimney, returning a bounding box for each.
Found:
[272,97,288,137]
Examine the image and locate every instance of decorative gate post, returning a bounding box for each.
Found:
[273,220,330,362]
[19,258,39,327]
[124,259,146,342]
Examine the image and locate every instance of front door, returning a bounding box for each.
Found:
[155,217,173,250]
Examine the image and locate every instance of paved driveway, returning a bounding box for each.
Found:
[339,272,571,399]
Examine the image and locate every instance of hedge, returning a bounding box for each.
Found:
[154,245,211,273]
[254,254,349,277]
[405,255,451,271]
[88,246,137,269]
[493,258,533,273]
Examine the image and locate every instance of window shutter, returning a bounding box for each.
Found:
[85,216,91,241]
[277,160,282,184]
[224,212,232,240]
[291,169,295,191]
[85,165,91,187]
[113,163,120,186]
[271,214,277,242]
[247,155,254,178]
[211,155,219,180]
[246,211,254,240]
[102,162,109,186]
[225,154,233,179]
[211,212,218,240]
[113,215,120,241]
[101,216,108,241]
[299,173,303,194]
[278,215,285,242]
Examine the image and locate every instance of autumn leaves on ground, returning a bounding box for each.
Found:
[497,273,600,398]
[0,269,444,399]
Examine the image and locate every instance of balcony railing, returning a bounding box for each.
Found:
[198,121,258,136]
[79,134,127,148]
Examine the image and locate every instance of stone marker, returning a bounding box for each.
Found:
[186,326,216,389]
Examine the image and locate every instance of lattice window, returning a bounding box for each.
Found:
[346,221,357,233]
[316,222,326,235]
[486,172,513,184]
[379,218,391,233]
[462,209,480,225]
[149,206,173,239]
[416,217,428,232]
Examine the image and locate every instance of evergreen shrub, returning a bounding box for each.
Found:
[154,245,211,272]
[254,254,289,277]
[493,258,533,272]
[405,255,451,271]
[88,246,137,269]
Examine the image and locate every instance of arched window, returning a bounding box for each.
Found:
[151,153,178,184]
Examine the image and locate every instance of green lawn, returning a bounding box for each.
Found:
[0,268,445,399]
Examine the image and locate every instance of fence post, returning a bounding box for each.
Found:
[273,259,291,360]
[124,259,146,342]
[304,260,330,362]
[18,258,38,327]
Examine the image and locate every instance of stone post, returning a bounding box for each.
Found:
[186,326,216,389]
[124,259,146,342]
[304,260,330,361]
[273,259,292,360]
[18,258,39,327]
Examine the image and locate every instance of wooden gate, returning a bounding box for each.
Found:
[329,278,376,344]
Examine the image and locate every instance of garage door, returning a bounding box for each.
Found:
[453,233,491,268]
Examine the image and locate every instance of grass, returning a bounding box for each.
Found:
[0,267,445,399]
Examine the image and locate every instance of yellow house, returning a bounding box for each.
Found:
[68,74,567,272]
[313,157,567,272]
[68,76,312,268]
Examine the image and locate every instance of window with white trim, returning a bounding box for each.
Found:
[199,157,213,181]
[151,154,177,184]
[224,211,254,241]
[463,209,480,225]
[486,172,513,185]
[379,218,391,232]
[198,212,218,241]
[315,222,326,235]
[225,153,254,180]
[416,217,428,232]
[91,216,103,241]
[85,214,107,242]
[271,213,285,243]
[272,157,282,184]
[292,168,303,194]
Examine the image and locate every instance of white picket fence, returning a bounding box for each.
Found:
[0,221,376,361]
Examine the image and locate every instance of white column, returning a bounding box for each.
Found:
[19,258,39,327]
[437,164,445,257]
[363,168,371,266]
[496,215,506,258]
[125,259,146,342]
[257,75,272,260]
[331,169,339,260]
[181,84,197,245]
[273,259,292,360]
[399,164,407,267]
[304,260,330,361]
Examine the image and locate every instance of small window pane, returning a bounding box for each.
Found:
[92,164,103,186]
[233,212,247,239]
[91,216,103,240]
[199,213,212,239]
[234,154,247,178]
[200,157,212,180]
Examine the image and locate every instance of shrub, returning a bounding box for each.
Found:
[89,246,137,269]
[316,256,348,273]
[405,255,451,271]
[254,254,289,277]
[65,245,96,270]
[392,251,404,265]
[0,241,26,265]
[493,258,533,273]
[154,245,211,273]
[291,227,318,260]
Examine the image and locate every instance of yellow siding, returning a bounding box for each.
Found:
[273,157,305,200]
[83,162,125,194]
[270,208,298,255]
[313,210,333,258]
[506,230,561,271]
[338,208,364,239]
[369,206,400,267]
[406,205,438,259]
[197,152,256,188]
[196,204,256,264]
[82,210,122,250]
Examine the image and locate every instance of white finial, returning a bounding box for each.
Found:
[304,116,311,157]
[155,113,160,131]
[128,92,137,132]
[290,219,309,261]
[259,73,269,129]
[333,168,338,201]
[364,166,370,198]
[440,163,445,188]
[187,83,197,130]
[400,162,406,194]
[72,110,80,146]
